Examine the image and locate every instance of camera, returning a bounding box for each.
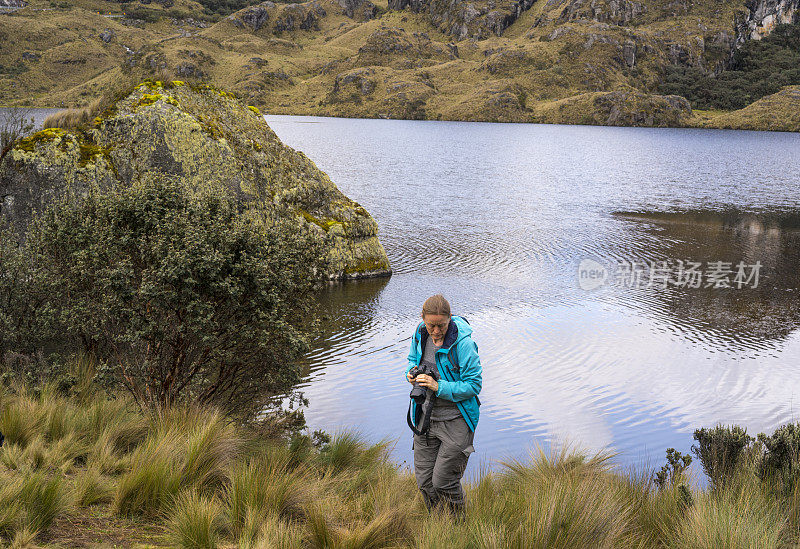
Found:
[408,364,439,404]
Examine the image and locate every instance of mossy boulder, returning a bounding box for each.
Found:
[0,81,391,280]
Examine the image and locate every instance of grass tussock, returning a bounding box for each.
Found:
[42,102,96,130]
[167,491,227,549]
[0,366,799,547]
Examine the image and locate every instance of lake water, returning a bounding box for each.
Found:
[264,115,800,479]
[4,105,799,480]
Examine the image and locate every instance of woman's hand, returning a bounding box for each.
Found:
[415,374,438,393]
[407,372,416,384]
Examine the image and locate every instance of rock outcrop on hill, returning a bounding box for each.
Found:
[229,1,328,33]
[736,0,800,43]
[388,0,536,39]
[0,81,392,280]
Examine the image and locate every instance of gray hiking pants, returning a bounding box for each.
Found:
[412,416,475,513]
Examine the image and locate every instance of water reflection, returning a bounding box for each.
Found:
[612,208,800,344]
[298,277,390,382]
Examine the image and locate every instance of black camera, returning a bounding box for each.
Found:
[408,364,439,404]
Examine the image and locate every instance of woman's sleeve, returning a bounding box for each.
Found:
[405,328,420,377]
[436,338,482,402]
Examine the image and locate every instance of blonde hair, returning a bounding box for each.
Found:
[421,294,451,318]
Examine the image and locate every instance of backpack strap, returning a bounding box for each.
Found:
[445,319,481,407]
[407,396,434,435]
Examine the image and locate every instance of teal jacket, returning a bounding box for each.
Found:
[405,315,482,432]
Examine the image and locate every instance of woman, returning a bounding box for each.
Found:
[405,294,482,515]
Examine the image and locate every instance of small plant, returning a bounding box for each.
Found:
[653,448,692,489]
[0,107,34,161]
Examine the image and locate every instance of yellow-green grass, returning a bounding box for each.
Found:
[3,0,791,130]
[0,369,798,547]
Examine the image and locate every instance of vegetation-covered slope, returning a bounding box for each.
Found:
[1,371,800,547]
[2,0,799,129]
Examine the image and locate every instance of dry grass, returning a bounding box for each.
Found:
[0,368,797,547]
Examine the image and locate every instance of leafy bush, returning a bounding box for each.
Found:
[22,179,322,413]
[658,21,800,110]
[692,426,753,489]
[756,423,800,497]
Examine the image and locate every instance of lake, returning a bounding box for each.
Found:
[264,115,800,479]
[3,106,799,480]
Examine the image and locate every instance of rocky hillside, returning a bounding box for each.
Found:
[0,81,392,279]
[1,0,799,129]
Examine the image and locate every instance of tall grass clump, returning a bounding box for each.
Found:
[167,491,227,549]
[304,504,413,549]
[243,512,304,549]
[479,446,634,548]
[113,430,185,517]
[228,454,310,541]
[0,391,39,448]
[42,102,96,130]
[73,467,114,507]
[18,471,65,533]
[0,470,66,543]
[668,485,785,548]
[114,406,241,517]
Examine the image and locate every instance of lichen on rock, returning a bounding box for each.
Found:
[0,81,391,280]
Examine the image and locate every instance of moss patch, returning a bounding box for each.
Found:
[14,128,67,153]
[298,208,339,231]
[136,93,180,108]
[344,256,391,274]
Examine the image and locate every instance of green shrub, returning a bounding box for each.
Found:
[654,448,693,489]
[23,178,322,414]
[756,423,800,497]
[692,426,753,489]
[658,21,800,110]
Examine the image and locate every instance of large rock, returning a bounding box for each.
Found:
[229,1,327,33]
[0,81,391,280]
[533,90,694,127]
[736,0,800,44]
